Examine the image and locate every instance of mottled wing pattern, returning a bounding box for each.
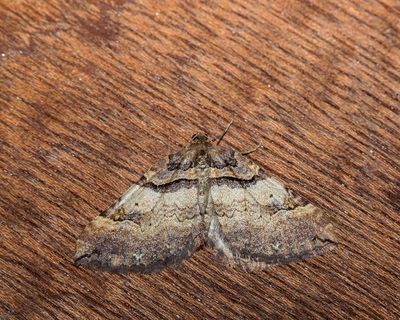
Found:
[75,132,336,273]
[208,174,336,270]
[75,180,204,273]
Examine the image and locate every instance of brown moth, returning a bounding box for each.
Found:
[75,123,336,273]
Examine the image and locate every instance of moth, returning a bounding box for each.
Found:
[75,123,336,273]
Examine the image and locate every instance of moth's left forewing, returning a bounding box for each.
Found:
[75,179,203,273]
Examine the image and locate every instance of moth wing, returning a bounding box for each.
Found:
[75,181,203,273]
[208,175,336,270]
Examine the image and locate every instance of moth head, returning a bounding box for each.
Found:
[191,133,210,143]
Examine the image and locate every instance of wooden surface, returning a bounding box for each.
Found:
[0,0,399,319]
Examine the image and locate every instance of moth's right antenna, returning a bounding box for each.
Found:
[216,120,233,145]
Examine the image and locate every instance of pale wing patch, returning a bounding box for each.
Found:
[246,178,289,207]
[207,215,233,259]
[105,183,199,224]
[103,185,163,229]
[162,185,199,220]
[210,178,290,219]
[210,184,247,218]
[123,186,160,215]
[118,184,141,206]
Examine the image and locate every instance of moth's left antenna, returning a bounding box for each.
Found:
[216,120,233,145]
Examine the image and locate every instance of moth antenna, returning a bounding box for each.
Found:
[241,143,262,155]
[216,120,233,145]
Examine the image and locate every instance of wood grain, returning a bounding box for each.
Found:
[0,0,399,319]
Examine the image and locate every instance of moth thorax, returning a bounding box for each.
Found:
[197,155,208,169]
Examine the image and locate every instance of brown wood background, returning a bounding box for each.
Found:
[0,0,399,319]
